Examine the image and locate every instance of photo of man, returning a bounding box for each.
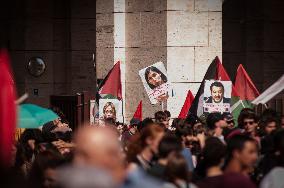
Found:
[205,81,230,104]
[203,80,232,114]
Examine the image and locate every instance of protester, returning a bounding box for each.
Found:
[224,135,258,178]
[194,137,226,182]
[5,102,283,188]
[154,111,170,129]
[15,129,44,176]
[238,109,260,145]
[163,152,197,188]
[206,112,226,143]
[121,118,140,147]
[28,149,66,188]
[148,133,182,180]
[126,124,164,171]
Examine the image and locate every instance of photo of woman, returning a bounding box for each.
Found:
[139,62,171,105]
[144,66,168,89]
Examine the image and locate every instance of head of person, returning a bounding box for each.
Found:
[260,117,278,136]
[165,152,189,184]
[210,81,225,103]
[222,113,235,129]
[139,117,154,132]
[158,133,182,159]
[155,111,169,129]
[144,66,167,89]
[164,110,171,121]
[259,109,280,136]
[202,137,226,170]
[42,121,72,142]
[126,124,164,161]
[129,118,140,135]
[238,109,258,134]
[15,129,44,168]
[28,149,65,188]
[103,102,116,121]
[74,125,125,183]
[226,135,258,171]
[206,112,226,136]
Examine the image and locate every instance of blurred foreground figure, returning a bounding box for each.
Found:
[56,126,121,188]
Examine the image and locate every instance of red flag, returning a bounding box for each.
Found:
[133,101,142,121]
[0,49,17,167]
[99,61,122,100]
[215,57,239,96]
[178,90,194,119]
[235,64,260,100]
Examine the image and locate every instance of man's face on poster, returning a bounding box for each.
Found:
[211,86,224,103]
[147,70,163,87]
[104,105,115,119]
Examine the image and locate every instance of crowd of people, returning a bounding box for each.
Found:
[2,107,284,188]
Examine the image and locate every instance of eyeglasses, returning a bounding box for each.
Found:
[244,121,254,125]
[226,120,234,124]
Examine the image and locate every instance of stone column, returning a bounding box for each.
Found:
[167,0,222,118]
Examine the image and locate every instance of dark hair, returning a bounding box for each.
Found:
[210,81,224,92]
[28,150,66,187]
[225,135,256,164]
[172,118,185,129]
[274,129,284,159]
[206,112,223,130]
[175,123,193,138]
[238,109,258,129]
[155,111,167,122]
[165,152,190,188]
[15,129,44,168]
[185,114,202,127]
[144,66,167,89]
[164,110,171,118]
[139,117,154,131]
[258,109,280,135]
[203,137,226,168]
[158,133,182,158]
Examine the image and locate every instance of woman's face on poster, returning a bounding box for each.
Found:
[104,105,115,119]
[147,70,163,87]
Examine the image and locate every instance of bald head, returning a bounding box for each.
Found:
[73,125,125,182]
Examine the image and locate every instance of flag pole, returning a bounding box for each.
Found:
[121,99,125,125]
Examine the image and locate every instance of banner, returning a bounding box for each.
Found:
[99,99,123,123]
[139,62,170,104]
[203,80,232,114]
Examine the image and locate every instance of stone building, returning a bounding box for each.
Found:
[0,0,283,122]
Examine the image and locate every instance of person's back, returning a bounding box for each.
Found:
[196,172,256,188]
[260,167,284,188]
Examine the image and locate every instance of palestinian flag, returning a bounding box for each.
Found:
[231,64,260,125]
[178,90,194,119]
[98,61,122,100]
[189,56,238,117]
[133,100,142,121]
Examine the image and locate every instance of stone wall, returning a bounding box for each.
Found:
[1,0,97,107]
[223,0,284,91]
[167,0,222,118]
